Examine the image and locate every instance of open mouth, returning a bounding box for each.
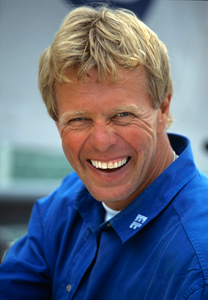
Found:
[90,157,130,171]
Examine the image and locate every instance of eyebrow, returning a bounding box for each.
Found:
[109,105,141,114]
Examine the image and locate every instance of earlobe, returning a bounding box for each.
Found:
[157,93,172,133]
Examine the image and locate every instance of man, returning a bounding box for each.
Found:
[0,5,208,299]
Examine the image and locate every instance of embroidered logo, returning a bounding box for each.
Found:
[129,214,148,229]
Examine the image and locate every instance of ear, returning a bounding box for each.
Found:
[157,93,172,133]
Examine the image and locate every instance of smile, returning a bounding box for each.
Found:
[90,157,129,170]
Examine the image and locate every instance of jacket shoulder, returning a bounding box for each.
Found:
[172,170,208,281]
[34,172,83,231]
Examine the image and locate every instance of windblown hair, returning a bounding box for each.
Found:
[38,5,173,126]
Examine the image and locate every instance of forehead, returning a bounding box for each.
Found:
[55,67,153,120]
[55,67,148,95]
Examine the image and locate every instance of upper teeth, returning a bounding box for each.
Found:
[91,158,128,169]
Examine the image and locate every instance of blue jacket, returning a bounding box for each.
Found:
[0,134,208,299]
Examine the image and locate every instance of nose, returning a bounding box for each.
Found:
[89,122,118,152]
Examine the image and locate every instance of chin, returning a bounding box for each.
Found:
[89,187,133,204]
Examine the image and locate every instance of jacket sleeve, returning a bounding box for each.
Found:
[0,200,52,299]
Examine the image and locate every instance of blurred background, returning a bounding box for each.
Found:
[0,0,208,261]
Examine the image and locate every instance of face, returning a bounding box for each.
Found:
[55,67,170,210]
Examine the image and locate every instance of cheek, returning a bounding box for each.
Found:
[61,130,83,162]
[120,124,156,150]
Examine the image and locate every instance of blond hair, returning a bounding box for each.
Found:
[38,5,173,126]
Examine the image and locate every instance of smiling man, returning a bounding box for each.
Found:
[55,66,172,210]
[1,5,208,300]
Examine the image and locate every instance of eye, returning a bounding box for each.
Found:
[67,117,92,129]
[118,112,129,117]
[112,112,134,125]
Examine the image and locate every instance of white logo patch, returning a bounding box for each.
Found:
[129,214,148,229]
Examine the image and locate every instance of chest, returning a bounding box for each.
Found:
[49,219,199,300]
